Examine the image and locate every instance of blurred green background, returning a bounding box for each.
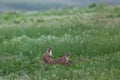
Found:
[0,0,120,13]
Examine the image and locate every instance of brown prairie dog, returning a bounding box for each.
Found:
[42,47,52,64]
[42,47,70,65]
[55,52,70,65]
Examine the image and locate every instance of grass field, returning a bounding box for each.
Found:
[0,4,120,80]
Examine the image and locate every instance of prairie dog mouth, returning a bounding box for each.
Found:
[65,56,69,61]
[49,50,52,56]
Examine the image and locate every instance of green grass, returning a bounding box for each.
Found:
[0,5,120,80]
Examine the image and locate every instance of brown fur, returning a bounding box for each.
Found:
[42,47,71,65]
[42,47,52,64]
[54,52,70,65]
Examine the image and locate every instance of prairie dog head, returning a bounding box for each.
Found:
[47,47,52,56]
[65,52,70,60]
